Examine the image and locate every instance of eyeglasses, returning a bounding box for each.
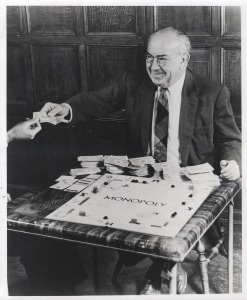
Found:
[145,52,183,67]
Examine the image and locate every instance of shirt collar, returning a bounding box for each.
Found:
[168,71,186,96]
[158,71,186,96]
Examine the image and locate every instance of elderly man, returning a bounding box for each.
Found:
[40,27,241,294]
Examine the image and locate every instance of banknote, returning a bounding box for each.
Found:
[104,156,129,168]
[151,162,168,172]
[129,156,155,166]
[106,165,125,174]
[55,175,77,184]
[162,164,188,182]
[77,155,104,162]
[125,164,140,170]
[105,155,128,160]
[185,163,214,174]
[70,168,101,176]
[80,161,103,168]
[33,111,57,125]
[128,166,150,177]
[186,172,220,182]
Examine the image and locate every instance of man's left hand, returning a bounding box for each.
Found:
[220,160,240,181]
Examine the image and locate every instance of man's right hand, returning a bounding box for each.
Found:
[7,118,42,143]
[40,102,70,124]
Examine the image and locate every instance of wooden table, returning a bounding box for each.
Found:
[7,176,241,294]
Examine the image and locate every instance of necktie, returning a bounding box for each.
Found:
[153,88,169,162]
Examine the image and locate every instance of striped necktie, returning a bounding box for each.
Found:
[153,88,169,162]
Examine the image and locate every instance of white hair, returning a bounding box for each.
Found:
[148,27,191,55]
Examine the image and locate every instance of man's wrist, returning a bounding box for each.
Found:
[61,103,73,123]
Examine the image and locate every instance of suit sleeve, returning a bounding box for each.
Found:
[213,85,241,168]
[65,72,128,124]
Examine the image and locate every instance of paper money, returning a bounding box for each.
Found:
[183,163,220,186]
[162,165,187,182]
[187,173,220,185]
[106,165,125,174]
[150,163,166,178]
[125,165,140,171]
[33,111,57,125]
[81,161,103,168]
[128,166,149,177]
[104,156,129,168]
[185,163,214,174]
[50,180,76,190]
[50,175,79,190]
[125,156,155,176]
[64,182,89,193]
[77,155,104,162]
[55,175,77,183]
[102,155,128,174]
[151,162,168,173]
[74,155,158,177]
[129,156,155,166]
[70,168,101,176]
[105,155,128,160]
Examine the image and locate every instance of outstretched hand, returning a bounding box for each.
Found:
[7,118,42,143]
[40,102,70,124]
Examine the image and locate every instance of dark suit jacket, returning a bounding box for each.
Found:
[66,68,241,173]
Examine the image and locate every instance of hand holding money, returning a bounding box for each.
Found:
[7,118,41,143]
[38,102,70,124]
[33,111,57,125]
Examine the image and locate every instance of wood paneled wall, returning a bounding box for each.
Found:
[7,6,241,188]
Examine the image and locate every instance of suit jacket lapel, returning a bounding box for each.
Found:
[179,69,198,166]
[139,70,198,162]
[140,79,156,155]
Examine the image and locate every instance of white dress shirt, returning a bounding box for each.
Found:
[150,72,186,166]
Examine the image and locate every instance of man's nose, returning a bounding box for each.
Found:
[150,58,160,70]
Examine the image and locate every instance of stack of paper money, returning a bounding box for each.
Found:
[70,155,104,176]
[78,155,104,162]
[104,155,129,174]
[70,155,220,186]
[185,163,220,186]
[151,162,184,180]
[78,155,104,168]
[151,162,166,178]
[161,163,188,182]
[127,156,155,177]
[70,167,102,176]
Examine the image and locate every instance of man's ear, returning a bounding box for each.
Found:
[182,53,190,64]
[184,53,190,64]
[180,53,190,69]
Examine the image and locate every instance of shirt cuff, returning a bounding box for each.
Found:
[7,130,13,145]
[61,103,73,123]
